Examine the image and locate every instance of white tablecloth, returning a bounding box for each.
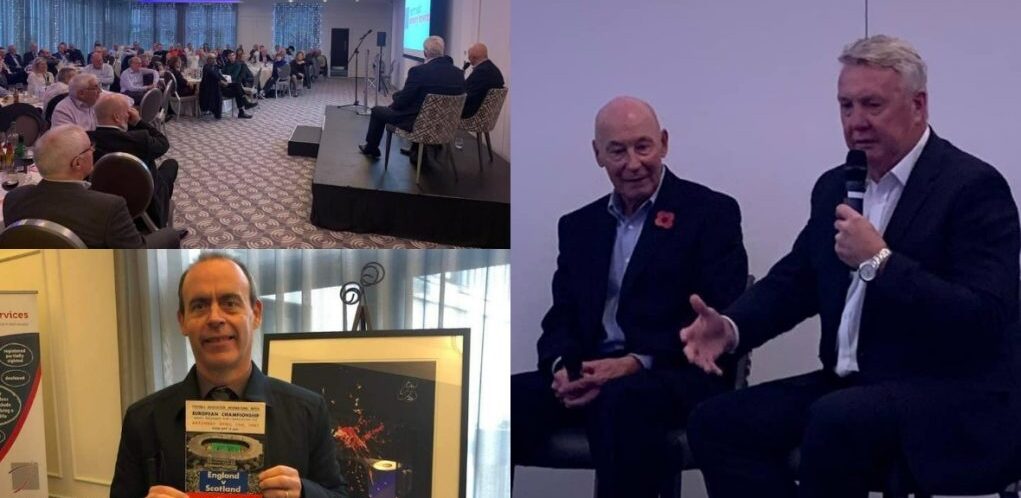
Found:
[0,165,43,228]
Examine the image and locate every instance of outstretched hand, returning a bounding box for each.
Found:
[679,294,735,376]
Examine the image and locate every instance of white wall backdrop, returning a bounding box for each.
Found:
[511,1,1021,497]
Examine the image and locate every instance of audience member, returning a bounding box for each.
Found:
[50,73,102,130]
[26,58,55,97]
[3,45,26,85]
[200,55,255,119]
[120,56,158,105]
[1,125,179,248]
[42,66,77,110]
[82,52,114,88]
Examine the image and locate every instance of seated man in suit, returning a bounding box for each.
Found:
[3,44,27,85]
[461,43,504,119]
[511,96,749,498]
[683,35,1021,498]
[200,54,256,119]
[110,253,348,498]
[2,125,179,248]
[90,93,181,232]
[358,35,465,158]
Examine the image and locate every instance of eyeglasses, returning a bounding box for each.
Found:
[70,143,95,166]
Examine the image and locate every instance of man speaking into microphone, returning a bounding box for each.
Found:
[682,35,1020,497]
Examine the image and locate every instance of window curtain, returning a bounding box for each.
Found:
[154,3,177,46]
[185,3,237,50]
[116,249,510,498]
[0,0,140,51]
[128,2,154,48]
[272,2,321,52]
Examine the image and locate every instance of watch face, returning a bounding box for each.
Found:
[859,263,877,282]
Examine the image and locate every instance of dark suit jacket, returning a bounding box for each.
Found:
[111,364,348,498]
[2,179,177,248]
[462,59,504,118]
[726,131,1021,491]
[199,63,225,114]
[21,51,34,68]
[3,53,23,72]
[89,122,173,226]
[390,55,464,127]
[537,169,749,381]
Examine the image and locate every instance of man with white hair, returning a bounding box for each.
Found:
[82,51,115,88]
[51,73,103,130]
[3,44,26,85]
[684,34,1021,497]
[358,35,464,158]
[120,56,158,105]
[1,125,179,248]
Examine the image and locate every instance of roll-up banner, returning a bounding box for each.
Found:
[0,291,47,497]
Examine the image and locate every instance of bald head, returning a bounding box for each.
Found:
[467,43,489,67]
[94,93,130,126]
[594,96,661,143]
[34,125,92,179]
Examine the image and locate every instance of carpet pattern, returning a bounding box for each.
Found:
[164,77,448,248]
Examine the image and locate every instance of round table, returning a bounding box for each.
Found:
[0,164,43,228]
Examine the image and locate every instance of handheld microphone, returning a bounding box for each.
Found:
[563,356,583,381]
[844,149,867,213]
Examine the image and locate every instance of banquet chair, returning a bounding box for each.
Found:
[89,152,160,233]
[459,87,508,171]
[274,64,292,98]
[138,88,163,129]
[0,219,87,249]
[384,93,465,184]
[513,275,757,498]
[44,93,68,125]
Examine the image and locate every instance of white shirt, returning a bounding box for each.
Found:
[41,82,68,109]
[83,63,115,86]
[833,126,929,376]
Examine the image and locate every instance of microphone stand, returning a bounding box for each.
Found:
[359,47,371,115]
[339,29,372,114]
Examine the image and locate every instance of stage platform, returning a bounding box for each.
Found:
[310,105,510,247]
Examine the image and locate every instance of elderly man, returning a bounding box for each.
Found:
[1,125,179,248]
[67,43,85,65]
[120,56,158,105]
[50,73,102,130]
[511,96,748,498]
[42,66,77,110]
[683,35,1021,498]
[111,253,348,498]
[200,54,256,119]
[90,93,180,230]
[461,42,504,119]
[3,44,26,85]
[358,35,464,158]
[83,51,114,88]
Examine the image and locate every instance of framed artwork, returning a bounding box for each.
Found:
[263,329,469,498]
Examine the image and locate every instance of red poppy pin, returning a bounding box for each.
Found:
[654,210,675,229]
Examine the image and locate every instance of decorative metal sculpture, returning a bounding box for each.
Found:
[340,262,386,331]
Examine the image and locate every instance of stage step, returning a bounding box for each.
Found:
[287,126,322,158]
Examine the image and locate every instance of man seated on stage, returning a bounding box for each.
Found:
[110,253,348,498]
[1,125,180,249]
[683,35,1021,498]
[120,56,159,105]
[462,43,504,119]
[3,45,27,85]
[91,93,182,232]
[511,96,749,498]
[200,54,256,119]
[82,51,115,89]
[358,36,465,159]
[42,66,78,110]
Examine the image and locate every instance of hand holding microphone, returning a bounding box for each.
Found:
[836,149,887,267]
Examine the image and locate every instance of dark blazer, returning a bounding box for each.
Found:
[2,179,177,248]
[462,59,504,118]
[3,53,23,72]
[390,55,464,125]
[111,364,348,498]
[21,51,34,68]
[89,121,173,226]
[199,62,224,114]
[537,169,749,377]
[726,130,1021,491]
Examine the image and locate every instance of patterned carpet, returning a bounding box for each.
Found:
[165,77,449,248]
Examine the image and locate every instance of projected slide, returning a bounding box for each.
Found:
[403,0,431,57]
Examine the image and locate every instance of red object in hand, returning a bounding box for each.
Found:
[654,210,675,229]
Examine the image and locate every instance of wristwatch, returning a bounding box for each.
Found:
[858,248,892,282]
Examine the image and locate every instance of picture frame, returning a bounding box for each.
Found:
[263,329,469,498]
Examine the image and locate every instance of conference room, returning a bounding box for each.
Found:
[511,1,1021,498]
[0,0,509,249]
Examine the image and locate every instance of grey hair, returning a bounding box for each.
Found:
[68,73,98,95]
[34,125,89,177]
[838,35,927,94]
[57,66,78,84]
[423,36,445,59]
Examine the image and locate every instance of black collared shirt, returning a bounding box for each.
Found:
[111,362,348,497]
